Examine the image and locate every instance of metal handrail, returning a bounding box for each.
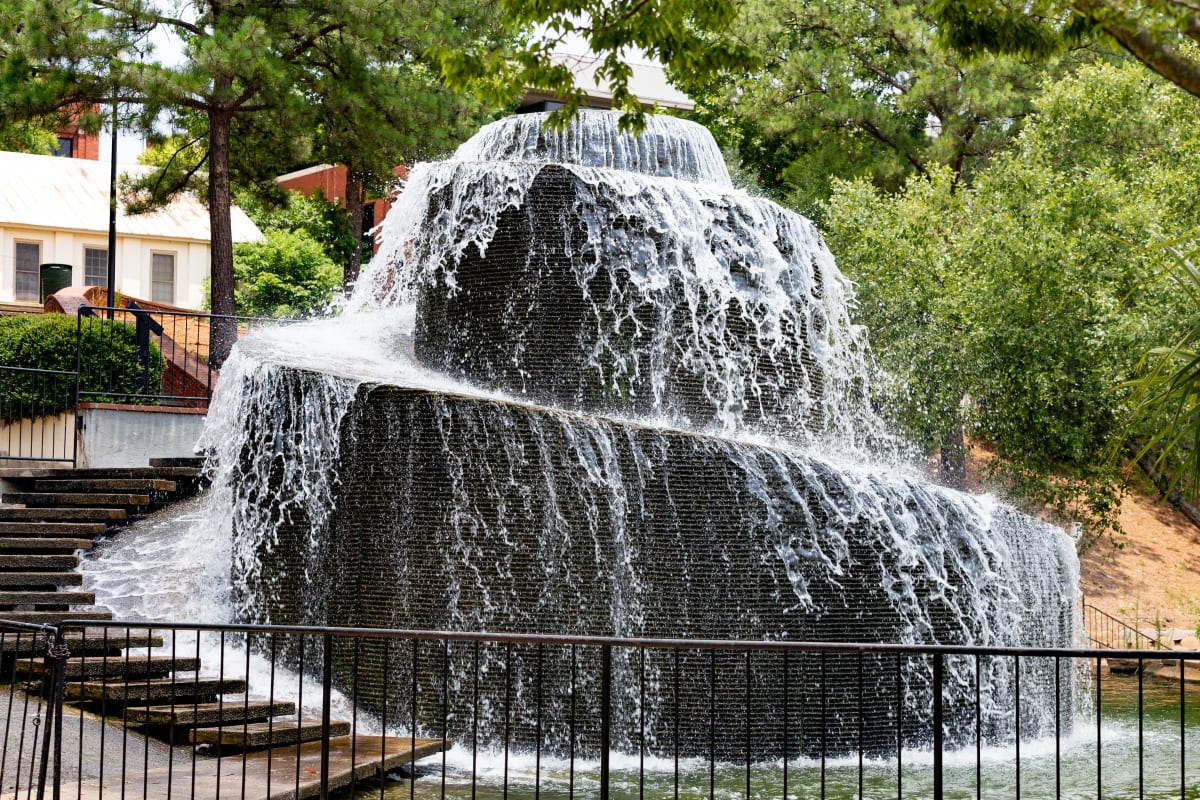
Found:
[1082,601,1161,649]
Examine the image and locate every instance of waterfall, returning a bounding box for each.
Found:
[200,110,1080,758]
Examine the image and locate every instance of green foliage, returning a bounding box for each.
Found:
[233,230,340,318]
[1122,246,1200,495]
[926,0,1200,101]
[823,60,1200,541]
[437,0,758,134]
[237,190,356,269]
[0,0,503,366]
[0,314,164,421]
[0,123,57,154]
[681,0,1072,214]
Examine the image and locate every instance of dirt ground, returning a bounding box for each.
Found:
[1079,489,1200,631]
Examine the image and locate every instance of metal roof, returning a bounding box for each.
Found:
[0,150,261,243]
[540,53,695,111]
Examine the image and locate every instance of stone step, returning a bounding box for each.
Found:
[0,590,96,607]
[33,478,177,493]
[149,457,205,469]
[15,655,201,679]
[0,537,94,552]
[0,630,164,654]
[0,466,202,480]
[0,571,83,588]
[0,507,126,522]
[0,554,80,570]
[67,676,248,704]
[0,609,113,625]
[0,522,108,537]
[4,492,150,507]
[189,718,353,748]
[123,700,296,727]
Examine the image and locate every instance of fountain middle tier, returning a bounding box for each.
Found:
[220,358,1078,759]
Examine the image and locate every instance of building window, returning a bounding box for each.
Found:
[14,241,40,302]
[84,247,108,287]
[53,137,73,158]
[151,252,175,304]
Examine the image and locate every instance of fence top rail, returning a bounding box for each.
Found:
[48,618,1200,661]
[76,306,310,325]
[0,620,59,638]
[0,364,79,378]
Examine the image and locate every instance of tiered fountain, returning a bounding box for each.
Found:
[201,111,1079,759]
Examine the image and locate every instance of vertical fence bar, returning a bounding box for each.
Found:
[896,652,903,800]
[933,652,944,800]
[709,649,716,800]
[673,648,680,800]
[321,633,333,800]
[782,650,789,800]
[1055,656,1061,800]
[1096,655,1102,800]
[745,648,752,800]
[534,642,541,800]
[503,641,511,800]
[1015,654,1021,800]
[600,644,611,800]
[1138,656,1144,800]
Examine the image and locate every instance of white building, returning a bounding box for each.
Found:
[519,52,694,113]
[0,151,260,311]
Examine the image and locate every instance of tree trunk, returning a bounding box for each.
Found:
[939,425,967,490]
[343,168,365,292]
[208,103,238,370]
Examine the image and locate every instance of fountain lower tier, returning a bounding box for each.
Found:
[231,373,1078,759]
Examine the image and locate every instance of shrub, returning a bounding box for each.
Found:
[0,314,165,422]
[233,229,341,317]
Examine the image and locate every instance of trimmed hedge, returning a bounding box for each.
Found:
[0,314,165,422]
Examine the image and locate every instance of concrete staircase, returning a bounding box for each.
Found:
[0,457,205,627]
[0,458,362,758]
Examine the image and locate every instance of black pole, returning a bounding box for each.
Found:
[933,653,944,800]
[600,644,611,800]
[106,93,118,320]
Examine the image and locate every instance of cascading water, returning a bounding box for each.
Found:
[199,110,1080,760]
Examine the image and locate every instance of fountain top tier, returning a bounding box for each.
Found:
[356,109,887,450]
[453,110,733,186]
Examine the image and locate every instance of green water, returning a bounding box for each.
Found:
[357,674,1200,800]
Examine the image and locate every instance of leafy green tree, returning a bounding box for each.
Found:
[928,0,1200,100]
[232,230,340,318]
[438,0,757,133]
[687,0,1063,213]
[0,123,57,153]
[824,61,1199,539]
[2,0,497,368]
[0,315,164,419]
[235,189,355,270]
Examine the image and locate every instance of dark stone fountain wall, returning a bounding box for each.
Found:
[413,164,826,435]
[238,380,1076,758]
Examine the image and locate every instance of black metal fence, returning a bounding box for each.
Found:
[0,307,289,464]
[75,305,282,408]
[0,366,78,464]
[1,619,1196,800]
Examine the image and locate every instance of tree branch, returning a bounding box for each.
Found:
[88,0,204,37]
[1074,0,1200,98]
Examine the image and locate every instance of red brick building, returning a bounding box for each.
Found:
[275,164,406,256]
